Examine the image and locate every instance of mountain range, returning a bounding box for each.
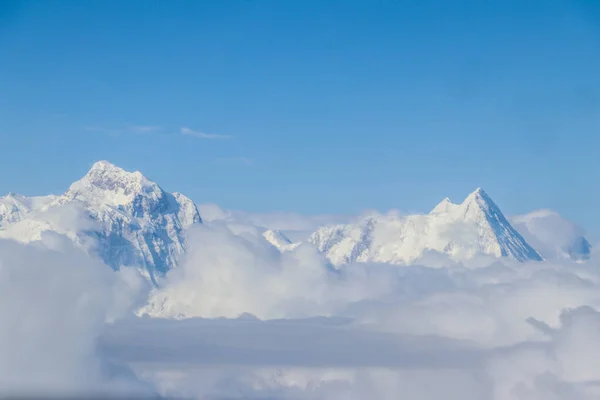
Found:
[0,161,591,283]
[309,188,545,266]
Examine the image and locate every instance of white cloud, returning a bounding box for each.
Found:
[130,222,600,399]
[181,126,232,139]
[84,125,161,135]
[129,125,161,133]
[511,209,591,260]
[196,203,349,242]
[107,307,600,400]
[0,237,153,397]
[6,203,600,399]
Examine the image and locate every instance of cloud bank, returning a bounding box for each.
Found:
[6,213,600,400]
[0,236,153,398]
[123,222,600,399]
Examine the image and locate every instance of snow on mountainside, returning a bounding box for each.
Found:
[0,193,56,226]
[510,209,591,261]
[262,229,300,252]
[0,161,202,283]
[309,188,543,266]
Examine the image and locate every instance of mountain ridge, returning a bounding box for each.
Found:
[309,188,543,266]
[0,161,590,282]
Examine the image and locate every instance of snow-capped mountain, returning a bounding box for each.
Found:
[0,193,56,227]
[0,161,202,283]
[262,229,300,252]
[309,188,543,266]
[510,209,591,261]
[0,160,589,285]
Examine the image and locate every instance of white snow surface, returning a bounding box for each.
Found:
[262,229,300,252]
[0,193,55,226]
[309,188,543,266]
[0,161,202,283]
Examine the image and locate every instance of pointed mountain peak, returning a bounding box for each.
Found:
[85,160,147,181]
[81,160,151,187]
[430,197,456,214]
[4,192,25,201]
[89,160,122,172]
[467,187,487,198]
[172,192,203,226]
[461,187,496,210]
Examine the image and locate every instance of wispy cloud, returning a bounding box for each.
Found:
[129,125,161,133]
[83,126,119,134]
[216,157,253,165]
[181,127,232,140]
[84,125,161,135]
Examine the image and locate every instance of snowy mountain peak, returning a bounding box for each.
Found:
[85,160,151,187]
[430,188,492,215]
[61,161,160,208]
[309,188,542,266]
[0,193,34,227]
[462,187,493,209]
[0,161,203,282]
[85,160,150,187]
[469,186,486,196]
[89,159,122,172]
[452,188,543,261]
[458,187,503,220]
[430,197,455,214]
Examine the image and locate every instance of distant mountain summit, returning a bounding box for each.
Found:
[309,188,543,266]
[0,161,202,283]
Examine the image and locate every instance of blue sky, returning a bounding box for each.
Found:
[1,1,599,233]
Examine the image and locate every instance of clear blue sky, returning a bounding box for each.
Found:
[1,1,599,233]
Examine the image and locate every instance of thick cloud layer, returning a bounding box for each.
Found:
[106,308,600,400]
[129,224,600,399]
[8,219,600,399]
[0,234,153,397]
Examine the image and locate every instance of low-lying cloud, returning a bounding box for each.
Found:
[7,218,600,399]
[0,237,153,398]
[133,223,600,399]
